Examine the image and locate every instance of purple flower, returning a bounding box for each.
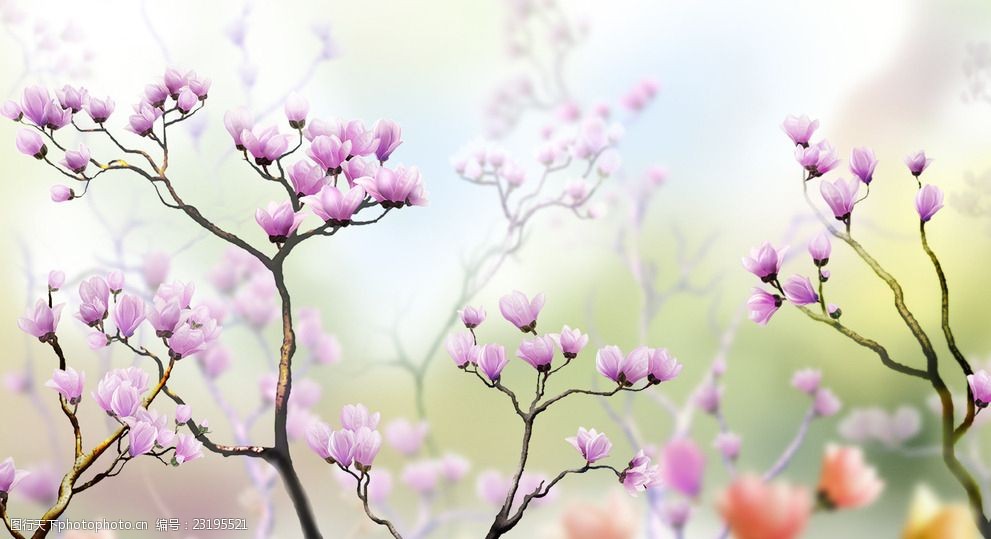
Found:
[551,325,588,359]
[242,126,291,166]
[48,271,65,291]
[781,115,819,146]
[0,458,28,494]
[50,185,73,203]
[45,367,85,405]
[107,271,125,293]
[301,185,365,226]
[341,120,379,157]
[517,335,556,372]
[306,421,334,460]
[223,108,253,150]
[113,294,146,338]
[354,166,427,208]
[662,438,705,498]
[808,232,831,266]
[566,427,612,463]
[498,291,545,332]
[85,97,115,123]
[1,100,22,121]
[163,68,189,96]
[329,429,356,467]
[647,348,682,384]
[446,332,475,368]
[15,128,46,159]
[255,201,306,243]
[17,300,63,341]
[127,103,162,137]
[148,300,182,337]
[968,370,991,408]
[915,184,944,222]
[20,86,51,126]
[126,420,158,457]
[458,305,486,328]
[173,434,203,465]
[341,404,380,431]
[60,144,90,174]
[620,450,662,497]
[747,288,781,325]
[352,426,382,470]
[175,404,192,425]
[289,161,326,197]
[791,369,822,394]
[285,93,309,129]
[814,388,842,417]
[782,275,819,305]
[188,75,211,99]
[55,85,87,112]
[110,383,141,418]
[741,242,786,282]
[714,432,742,461]
[385,419,429,456]
[402,461,441,495]
[308,135,351,173]
[695,384,722,414]
[820,177,859,221]
[167,324,210,359]
[849,147,877,184]
[177,88,198,114]
[373,120,402,162]
[905,151,932,177]
[476,344,509,382]
[440,453,470,482]
[596,345,650,386]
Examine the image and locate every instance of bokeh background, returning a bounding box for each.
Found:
[1,0,991,537]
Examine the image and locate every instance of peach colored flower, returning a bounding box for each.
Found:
[718,474,811,539]
[903,485,980,539]
[561,492,636,539]
[817,444,884,509]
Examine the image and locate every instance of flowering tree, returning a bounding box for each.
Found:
[744,114,991,536]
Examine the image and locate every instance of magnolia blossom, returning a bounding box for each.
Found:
[820,177,859,221]
[747,288,781,325]
[742,242,786,282]
[61,144,90,174]
[308,135,351,172]
[352,427,382,470]
[86,96,115,123]
[284,93,309,128]
[814,388,842,417]
[458,305,486,328]
[385,419,429,456]
[127,104,162,137]
[113,294,145,338]
[647,348,682,384]
[242,126,291,166]
[782,275,819,305]
[915,184,944,222]
[224,108,253,149]
[18,300,64,341]
[174,434,204,465]
[439,453,470,482]
[905,151,932,177]
[596,345,649,386]
[15,128,46,159]
[126,421,158,457]
[175,404,192,425]
[476,344,509,382]
[498,291,545,332]
[340,404,381,431]
[0,458,28,494]
[45,367,85,405]
[808,232,831,266]
[301,185,365,225]
[968,370,991,407]
[791,369,822,394]
[354,166,427,208]
[552,325,589,358]
[517,335,556,371]
[849,147,878,184]
[288,161,326,197]
[402,461,441,494]
[329,429,356,467]
[256,201,306,242]
[781,114,818,146]
[446,332,476,368]
[373,120,402,162]
[566,427,612,463]
[661,438,705,498]
[619,450,661,496]
[718,475,812,539]
[817,445,884,509]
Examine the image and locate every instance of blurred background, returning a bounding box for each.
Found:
[1,0,991,537]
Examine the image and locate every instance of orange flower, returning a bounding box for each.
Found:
[903,485,980,539]
[718,474,812,539]
[817,445,884,509]
[561,492,637,539]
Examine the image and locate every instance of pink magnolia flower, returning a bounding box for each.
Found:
[106,271,125,293]
[1,100,22,121]
[18,300,64,341]
[354,165,427,208]
[551,325,589,358]
[47,270,65,291]
[696,384,722,414]
[288,161,326,197]
[439,453,470,482]
[714,432,742,461]
[647,348,682,384]
[517,335,556,372]
[255,201,306,243]
[477,470,511,506]
[176,88,198,114]
[385,419,429,456]
[113,294,145,338]
[817,445,884,509]
[566,427,612,463]
[173,434,204,465]
[849,147,878,184]
[742,242,786,283]
[814,388,842,417]
[352,426,382,470]
[45,367,85,405]
[808,232,831,266]
[446,332,476,368]
[127,103,162,136]
[747,288,781,325]
[85,96,115,123]
[820,177,860,221]
[0,458,28,494]
[148,300,182,337]
[905,151,932,177]
[619,450,662,496]
[718,474,812,539]
[56,85,87,112]
[223,108,253,149]
[661,438,705,498]
[373,120,402,162]
[198,344,231,378]
[308,135,351,173]
[167,324,211,359]
[175,404,192,425]
[15,128,46,159]
[967,370,991,408]
[142,252,171,289]
[476,344,509,382]
[340,404,381,431]
[402,461,441,494]
[306,421,334,460]
[16,463,58,506]
[781,114,818,146]
[782,275,819,305]
[126,420,158,457]
[915,184,944,222]
[458,305,486,328]
[61,144,90,174]
[329,429,356,467]
[242,126,291,166]
[301,185,365,225]
[812,140,841,175]
[341,120,380,157]
[498,291,545,332]
[596,345,649,386]
[791,369,822,394]
[110,383,141,418]
[284,93,309,129]
[20,86,52,126]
